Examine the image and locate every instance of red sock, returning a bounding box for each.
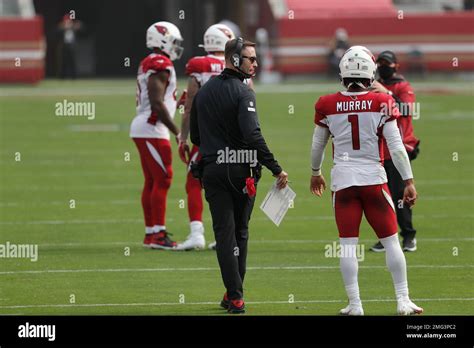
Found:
[141,177,154,228]
[186,172,203,222]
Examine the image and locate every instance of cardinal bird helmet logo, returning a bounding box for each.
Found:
[154,25,168,36]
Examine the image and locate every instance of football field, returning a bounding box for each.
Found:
[0,79,473,315]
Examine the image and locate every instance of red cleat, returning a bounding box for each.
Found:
[150,231,177,250]
[143,234,153,248]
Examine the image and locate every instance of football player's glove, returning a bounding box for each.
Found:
[176,89,187,110]
[178,141,190,164]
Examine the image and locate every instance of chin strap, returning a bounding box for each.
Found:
[348,81,367,89]
[347,80,374,89]
[340,77,374,90]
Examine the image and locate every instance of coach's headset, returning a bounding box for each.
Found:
[231,37,254,78]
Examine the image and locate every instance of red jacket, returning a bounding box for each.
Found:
[380,75,419,160]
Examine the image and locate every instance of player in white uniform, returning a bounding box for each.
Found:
[310,46,423,315]
[130,21,183,250]
[175,24,253,250]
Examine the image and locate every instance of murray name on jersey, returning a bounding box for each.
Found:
[336,100,373,112]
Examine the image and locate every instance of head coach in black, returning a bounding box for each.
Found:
[190,37,288,314]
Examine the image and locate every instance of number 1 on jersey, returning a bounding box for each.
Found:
[348,114,360,150]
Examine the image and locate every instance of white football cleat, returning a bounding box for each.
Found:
[175,234,205,251]
[208,241,217,250]
[397,299,423,315]
[340,304,364,316]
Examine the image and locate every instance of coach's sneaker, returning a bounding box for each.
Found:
[402,237,417,252]
[228,299,245,314]
[220,292,230,310]
[220,292,230,309]
[339,303,364,316]
[150,231,177,250]
[397,298,423,315]
[175,233,205,251]
[370,241,385,252]
[143,234,154,248]
[208,241,217,250]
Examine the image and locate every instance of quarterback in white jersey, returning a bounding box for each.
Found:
[130,21,183,250]
[310,46,423,316]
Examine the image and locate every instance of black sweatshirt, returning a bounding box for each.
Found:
[190,68,282,176]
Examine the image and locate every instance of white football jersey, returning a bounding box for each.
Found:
[185,54,252,86]
[315,90,400,192]
[130,53,177,139]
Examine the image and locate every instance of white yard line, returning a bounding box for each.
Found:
[1,81,472,97]
[1,195,471,208]
[1,213,472,225]
[0,180,471,191]
[0,264,472,276]
[1,297,473,309]
[30,237,473,248]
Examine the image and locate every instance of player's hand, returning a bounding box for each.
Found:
[176,89,187,109]
[175,132,182,145]
[403,181,417,208]
[310,175,326,197]
[178,140,190,164]
[370,80,389,94]
[274,171,288,190]
[147,115,157,125]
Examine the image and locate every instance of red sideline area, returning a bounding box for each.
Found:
[0,16,45,83]
[274,3,474,74]
[285,0,397,17]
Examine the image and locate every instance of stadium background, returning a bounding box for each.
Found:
[0,0,473,315]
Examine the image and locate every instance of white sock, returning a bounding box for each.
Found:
[152,225,166,233]
[190,221,204,236]
[339,237,361,306]
[145,227,154,234]
[379,234,409,300]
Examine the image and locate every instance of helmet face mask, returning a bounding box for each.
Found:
[199,24,235,53]
[171,38,184,60]
[339,45,376,89]
[146,21,184,61]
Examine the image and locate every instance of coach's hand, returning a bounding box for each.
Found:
[370,80,389,94]
[310,175,326,197]
[178,140,190,164]
[403,179,417,208]
[274,171,289,190]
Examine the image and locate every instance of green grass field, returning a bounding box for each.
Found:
[0,79,473,315]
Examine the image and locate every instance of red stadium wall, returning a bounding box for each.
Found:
[273,12,474,74]
[0,16,45,83]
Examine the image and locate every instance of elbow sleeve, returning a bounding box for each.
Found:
[311,126,330,175]
[383,121,413,180]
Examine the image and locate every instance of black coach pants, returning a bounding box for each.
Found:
[384,159,417,239]
[202,163,256,300]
